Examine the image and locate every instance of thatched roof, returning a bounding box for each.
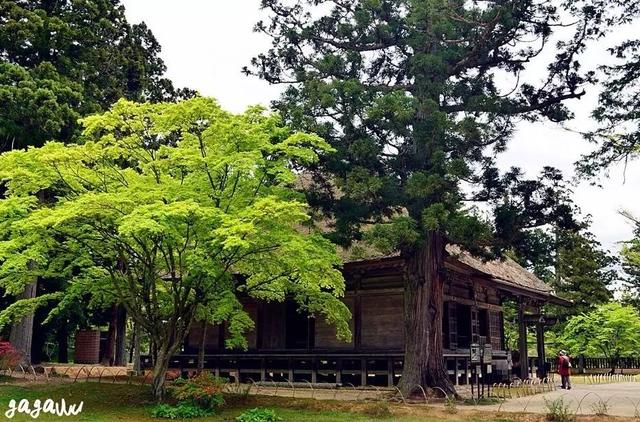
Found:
[444,245,553,294]
[342,244,568,304]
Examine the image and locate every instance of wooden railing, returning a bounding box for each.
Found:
[543,356,640,372]
[142,352,510,387]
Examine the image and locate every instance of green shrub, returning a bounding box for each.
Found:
[236,407,282,422]
[544,397,575,422]
[170,372,226,411]
[151,403,213,419]
[444,395,458,414]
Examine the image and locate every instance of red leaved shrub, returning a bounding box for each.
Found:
[0,341,22,370]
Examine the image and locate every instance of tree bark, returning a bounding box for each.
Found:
[57,322,69,363]
[102,304,117,366]
[397,231,456,398]
[197,320,207,374]
[151,349,171,401]
[114,304,127,366]
[9,279,37,365]
[132,323,141,374]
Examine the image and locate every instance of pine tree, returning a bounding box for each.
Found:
[248,0,605,395]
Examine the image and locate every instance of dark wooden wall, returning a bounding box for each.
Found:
[360,293,404,350]
[315,297,355,349]
[186,262,506,354]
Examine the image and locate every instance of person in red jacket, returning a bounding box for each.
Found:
[557,350,572,389]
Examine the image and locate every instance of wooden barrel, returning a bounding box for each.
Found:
[74,330,100,364]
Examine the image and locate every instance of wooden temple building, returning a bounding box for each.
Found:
[155,245,569,387]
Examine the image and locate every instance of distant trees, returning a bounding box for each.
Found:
[0,97,350,400]
[620,212,640,309]
[482,166,616,321]
[560,303,640,373]
[0,0,193,151]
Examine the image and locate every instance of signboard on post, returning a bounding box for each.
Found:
[470,343,481,363]
[483,343,493,363]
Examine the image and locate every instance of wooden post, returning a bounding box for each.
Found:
[578,355,585,374]
[260,357,267,382]
[387,358,394,387]
[517,298,528,380]
[288,357,294,382]
[214,357,220,377]
[354,274,362,351]
[536,318,546,379]
[336,359,342,385]
[311,357,318,384]
[360,358,367,387]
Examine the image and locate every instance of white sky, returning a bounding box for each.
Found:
[122,0,640,262]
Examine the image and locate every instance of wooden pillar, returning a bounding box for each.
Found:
[336,359,342,385]
[517,298,528,380]
[354,274,362,351]
[360,358,367,387]
[260,357,267,382]
[311,357,318,384]
[214,357,220,377]
[387,358,394,387]
[288,357,294,382]
[536,319,546,379]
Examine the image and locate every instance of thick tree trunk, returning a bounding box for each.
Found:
[197,321,207,374]
[102,304,118,366]
[114,305,127,366]
[151,349,171,401]
[9,279,37,365]
[132,323,141,374]
[397,231,457,398]
[57,322,69,363]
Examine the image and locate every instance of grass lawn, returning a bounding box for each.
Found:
[0,381,631,422]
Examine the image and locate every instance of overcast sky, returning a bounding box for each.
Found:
[122,0,640,264]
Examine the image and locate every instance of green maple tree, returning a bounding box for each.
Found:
[0,97,350,399]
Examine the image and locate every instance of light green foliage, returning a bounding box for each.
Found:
[0,97,350,392]
[151,402,213,419]
[236,408,283,422]
[559,303,640,365]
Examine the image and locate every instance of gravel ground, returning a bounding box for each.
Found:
[479,382,640,417]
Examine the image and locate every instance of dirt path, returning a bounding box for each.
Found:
[479,382,640,417]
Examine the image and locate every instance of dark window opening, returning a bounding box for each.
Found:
[285,301,311,349]
[479,309,489,339]
[457,305,472,348]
